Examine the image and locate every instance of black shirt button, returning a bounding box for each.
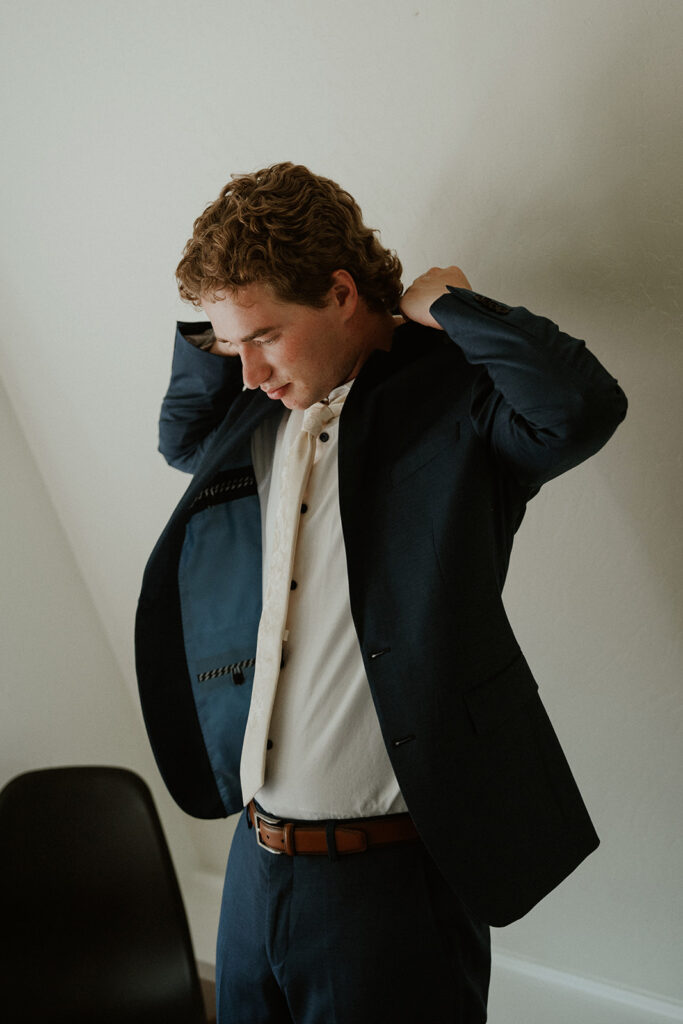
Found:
[267,739,273,750]
[319,432,329,442]
[301,503,308,513]
[290,580,298,590]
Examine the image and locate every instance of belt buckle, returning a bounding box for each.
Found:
[254,808,284,854]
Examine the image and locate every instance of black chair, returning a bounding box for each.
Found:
[0,765,208,1023]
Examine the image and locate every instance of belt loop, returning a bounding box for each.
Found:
[283,822,295,855]
[325,821,339,862]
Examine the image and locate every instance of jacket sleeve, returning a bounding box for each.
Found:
[429,287,628,488]
[158,322,245,474]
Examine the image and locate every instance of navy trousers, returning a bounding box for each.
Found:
[216,809,491,1023]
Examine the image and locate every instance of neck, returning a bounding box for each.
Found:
[354,306,397,362]
[339,302,399,387]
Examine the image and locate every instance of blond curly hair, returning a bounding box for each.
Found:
[176,162,403,313]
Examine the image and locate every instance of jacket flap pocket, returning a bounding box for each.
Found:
[463,654,539,734]
[193,649,256,687]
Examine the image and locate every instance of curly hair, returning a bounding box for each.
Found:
[176,162,403,313]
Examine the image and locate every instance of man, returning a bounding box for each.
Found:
[135,162,627,1022]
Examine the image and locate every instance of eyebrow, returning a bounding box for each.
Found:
[216,326,278,346]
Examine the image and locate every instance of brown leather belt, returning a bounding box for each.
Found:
[248,800,419,856]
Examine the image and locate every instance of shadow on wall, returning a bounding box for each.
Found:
[421,10,683,634]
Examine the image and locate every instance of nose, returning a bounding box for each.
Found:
[239,346,271,390]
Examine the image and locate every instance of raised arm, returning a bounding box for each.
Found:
[158,322,244,474]
[400,267,627,488]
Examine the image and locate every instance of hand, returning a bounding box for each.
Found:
[209,338,239,357]
[399,266,472,329]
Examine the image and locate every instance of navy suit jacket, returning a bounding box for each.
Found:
[135,287,627,925]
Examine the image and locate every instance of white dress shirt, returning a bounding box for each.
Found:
[250,382,408,820]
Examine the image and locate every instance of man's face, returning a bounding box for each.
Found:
[200,280,365,410]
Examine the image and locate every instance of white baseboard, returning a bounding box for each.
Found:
[490,951,683,1024]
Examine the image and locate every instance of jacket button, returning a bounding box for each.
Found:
[290,580,298,590]
[301,503,308,513]
[319,432,329,443]
[471,292,511,315]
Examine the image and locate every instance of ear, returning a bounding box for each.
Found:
[328,269,359,319]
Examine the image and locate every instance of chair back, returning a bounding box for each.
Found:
[0,766,207,1023]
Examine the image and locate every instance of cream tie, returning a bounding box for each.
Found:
[240,390,348,804]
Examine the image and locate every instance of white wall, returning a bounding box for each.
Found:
[0,373,200,897]
[1,1,681,1018]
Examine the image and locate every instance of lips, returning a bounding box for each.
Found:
[264,384,289,399]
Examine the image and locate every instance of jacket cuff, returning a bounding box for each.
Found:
[172,322,242,390]
[429,286,513,326]
[179,320,216,351]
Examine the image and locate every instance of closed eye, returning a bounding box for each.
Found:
[213,336,276,352]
